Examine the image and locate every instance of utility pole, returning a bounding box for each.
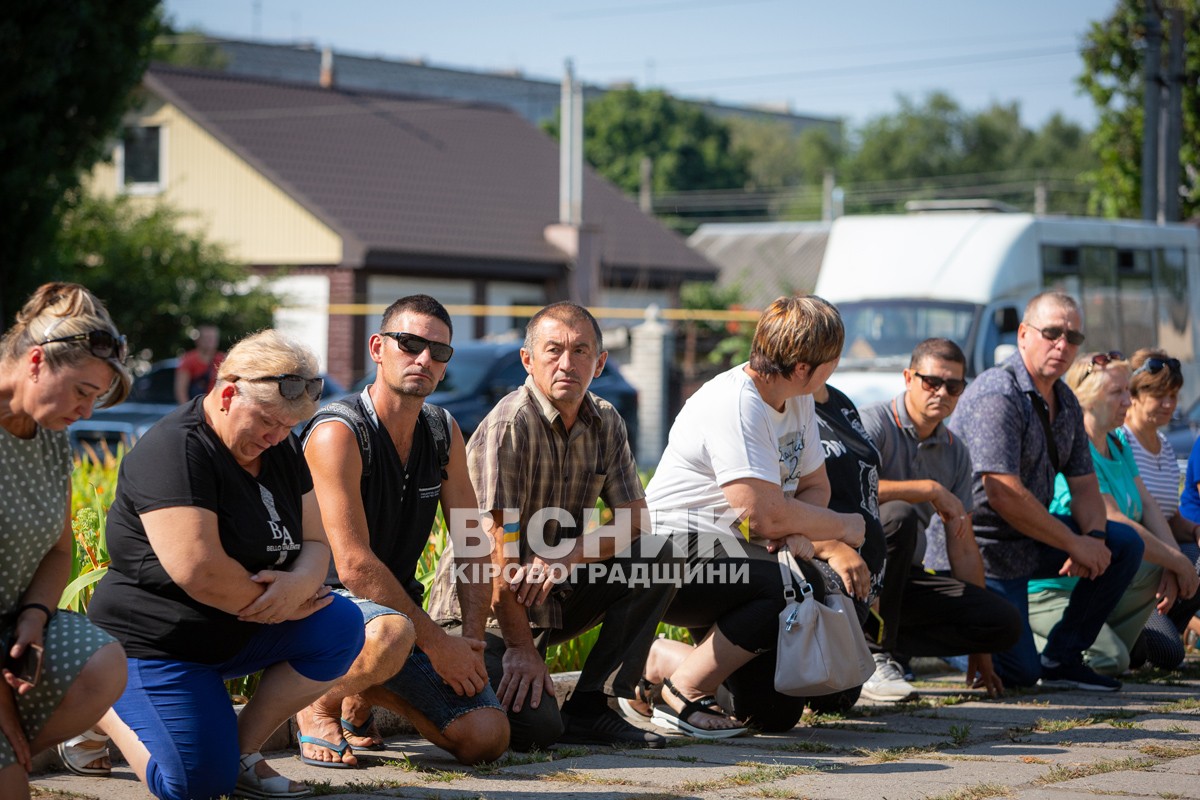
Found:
[1161,5,1185,223]
[1140,2,1162,221]
[639,157,653,214]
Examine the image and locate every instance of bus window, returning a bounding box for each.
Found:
[1118,249,1155,355]
[1156,247,1192,360]
[1080,246,1121,353]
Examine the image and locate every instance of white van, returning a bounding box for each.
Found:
[813,211,1200,408]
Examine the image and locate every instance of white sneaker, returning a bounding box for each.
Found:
[860,654,918,703]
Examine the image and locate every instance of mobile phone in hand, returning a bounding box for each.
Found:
[5,643,44,688]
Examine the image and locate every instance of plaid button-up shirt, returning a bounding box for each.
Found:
[428,376,644,629]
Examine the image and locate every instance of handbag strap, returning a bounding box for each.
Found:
[777,548,815,603]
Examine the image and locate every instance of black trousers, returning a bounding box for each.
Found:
[481,535,680,751]
[877,501,1022,659]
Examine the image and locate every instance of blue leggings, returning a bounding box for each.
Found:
[112,595,364,800]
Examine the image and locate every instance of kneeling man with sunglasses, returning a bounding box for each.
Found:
[859,338,1022,702]
[294,295,509,767]
[942,291,1143,691]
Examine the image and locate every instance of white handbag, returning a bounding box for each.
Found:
[774,548,875,697]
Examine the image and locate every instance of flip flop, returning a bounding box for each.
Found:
[297,735,354,769]
[340,713,384,751]
[651,677,748,739]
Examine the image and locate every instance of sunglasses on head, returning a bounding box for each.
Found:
[241,373,324,401]
[40,329,128,362]
[380,331,454,363]
[1132,357,1181,377]
[1084,350,1124,377]
[912,372,968,397]
[1031,325,1086,347]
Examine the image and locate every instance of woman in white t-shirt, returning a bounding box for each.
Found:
[632,297,866,738]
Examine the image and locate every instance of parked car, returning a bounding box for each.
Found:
[348,340,639,445]
[69,359,347,455]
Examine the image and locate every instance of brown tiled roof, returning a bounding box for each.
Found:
[144,66,716,282]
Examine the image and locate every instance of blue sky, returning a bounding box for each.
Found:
[163,0,1119,129]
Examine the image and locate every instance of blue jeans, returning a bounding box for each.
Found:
[985,515,1142,688]
[336,589,502,732]
[112,594,364,800]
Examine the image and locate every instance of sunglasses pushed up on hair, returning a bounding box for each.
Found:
[241,374,324,401]
[40,329,128,362]
[912,372,968,397]
[1132,357,1181,377]
[380,331,454,363]
[1084,351,1124,377]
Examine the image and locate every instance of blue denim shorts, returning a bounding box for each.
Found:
[335,590,501,732]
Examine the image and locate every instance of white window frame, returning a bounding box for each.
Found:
[116,125,167,195]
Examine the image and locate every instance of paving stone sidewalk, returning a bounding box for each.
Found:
[32,663,1200,800]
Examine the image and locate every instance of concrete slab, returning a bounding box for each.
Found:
[1052,768,1195,797]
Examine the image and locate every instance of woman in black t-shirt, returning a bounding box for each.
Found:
[82,331,364,800]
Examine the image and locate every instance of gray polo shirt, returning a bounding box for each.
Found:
[860,392,974,529]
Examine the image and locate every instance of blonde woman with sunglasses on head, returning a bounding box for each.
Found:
[80,330,365,800]
[1029,352,1199,677]
[0,283,131,800]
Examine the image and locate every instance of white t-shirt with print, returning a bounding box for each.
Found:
[645,364,825,538]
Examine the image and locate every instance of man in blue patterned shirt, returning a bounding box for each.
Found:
[946,291,1142,691]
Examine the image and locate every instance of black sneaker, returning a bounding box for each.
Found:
[560,708,667,749]
[1039,661,1122,692]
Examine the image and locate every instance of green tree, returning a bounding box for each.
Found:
[0,0,161,320]
[1078,1,1200,218]
[48,192,279,362]
[544,88,750,196]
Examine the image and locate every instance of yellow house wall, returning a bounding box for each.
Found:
[87,99,342,265]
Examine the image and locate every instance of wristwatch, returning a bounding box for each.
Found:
[1086,529,1106,539]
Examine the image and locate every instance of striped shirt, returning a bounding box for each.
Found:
[1122,425,1181,520]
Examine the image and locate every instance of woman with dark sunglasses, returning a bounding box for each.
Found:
[1029,353,1199,676]
[81,330,364,800]
[0,283,132,799]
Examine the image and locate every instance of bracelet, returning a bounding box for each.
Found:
[1086,529,1107,540]
[17,603,54,625]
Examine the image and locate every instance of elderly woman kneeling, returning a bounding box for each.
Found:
[80,330,365,800]
[1029,352,1199,676]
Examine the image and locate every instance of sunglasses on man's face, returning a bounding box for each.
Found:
[1084,351,1124,377]
[912,372,968,397]
[380,331,454,363]
[1030,325,1086,347]
[40,330,128,362]
[243,373,324,401]
[1133,357,1181,377]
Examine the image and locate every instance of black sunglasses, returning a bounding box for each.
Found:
[1031,324,1086,347]
[40,330,128,362]
[1133,357,1181,377]
[241,373,324,401]
[1084,351,1124,377]
[380,331,454,363]
[912,372,968,397]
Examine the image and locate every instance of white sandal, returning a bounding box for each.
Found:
[235,752,312,799]
[57,729,112,776]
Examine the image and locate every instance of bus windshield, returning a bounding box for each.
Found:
[837,300,978,369]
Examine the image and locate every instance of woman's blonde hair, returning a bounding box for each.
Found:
[1063,352,1130,410]
[217,329,321,419]
[0,282,131,408]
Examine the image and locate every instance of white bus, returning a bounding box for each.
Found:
[813,211,1200,408]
